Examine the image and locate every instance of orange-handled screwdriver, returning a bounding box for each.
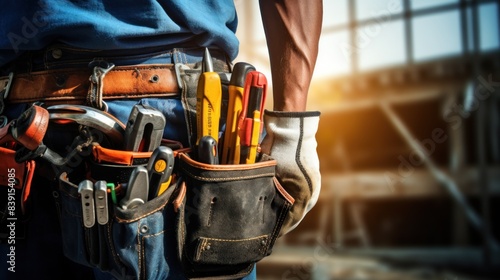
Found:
[237,71,267,164]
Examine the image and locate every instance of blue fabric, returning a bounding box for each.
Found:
[0,0,239,67]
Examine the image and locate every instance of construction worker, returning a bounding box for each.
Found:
[0,0,322,279]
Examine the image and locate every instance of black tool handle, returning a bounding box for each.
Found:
[198,135,219,165]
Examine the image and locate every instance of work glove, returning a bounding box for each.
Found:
[260,110,321,235]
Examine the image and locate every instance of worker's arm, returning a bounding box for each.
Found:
[258,0,323,235]
[259,0,323,112]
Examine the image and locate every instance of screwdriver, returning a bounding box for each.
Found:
[221,62,255,164]
[237,71,267,164]
[247,110,261,164]
[196,48,222,145]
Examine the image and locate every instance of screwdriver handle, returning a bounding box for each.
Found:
[222,62,255,164]
[147,146,174,200]
[196,72,221,143]
[198,135,219,165]
[238,72,267,146]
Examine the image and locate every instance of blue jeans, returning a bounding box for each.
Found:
[0,46,257,280]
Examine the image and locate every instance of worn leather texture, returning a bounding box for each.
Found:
[175,153,293,279]
[2,64,180,104]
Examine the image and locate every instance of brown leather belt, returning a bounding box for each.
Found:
[0,64,181,105]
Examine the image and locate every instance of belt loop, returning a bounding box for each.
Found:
[174,64,190,90]
[172,48,186,65]
[0,72,14,115]
[87,60,115,111]
[173,48,190,90]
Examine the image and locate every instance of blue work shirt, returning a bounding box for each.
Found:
[0,0,239,67]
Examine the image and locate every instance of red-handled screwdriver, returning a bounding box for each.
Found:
[237,71,267,164]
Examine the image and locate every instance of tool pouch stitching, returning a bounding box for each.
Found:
[174,152,294,279]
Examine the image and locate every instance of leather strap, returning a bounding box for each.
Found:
[0,64,180,104]
[92,144,152,166]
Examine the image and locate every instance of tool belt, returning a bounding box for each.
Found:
[0,53,294,279]
[1,65,180,104]
[55,145,292,280]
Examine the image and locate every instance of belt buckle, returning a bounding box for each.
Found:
[0,72,14,115]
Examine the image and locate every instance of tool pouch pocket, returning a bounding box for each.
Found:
[57,173,96,267]
[111,181,180,280]
[173,152,294,279]
[56,145,183,280]
[57,172,181,280]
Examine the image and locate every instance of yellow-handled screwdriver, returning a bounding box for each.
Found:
[196,48,222,145]
[221,62,255,164]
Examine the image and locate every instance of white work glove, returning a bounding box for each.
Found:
[260,110,321,235]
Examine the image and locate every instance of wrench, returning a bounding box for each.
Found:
[47,105,125,148]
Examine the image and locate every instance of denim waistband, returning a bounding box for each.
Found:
[1,44,231,75]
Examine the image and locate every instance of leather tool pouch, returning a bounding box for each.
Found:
[0,146,35,242]
[55,144,183,280]
[173,152,294,279]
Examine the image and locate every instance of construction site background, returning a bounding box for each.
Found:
[235,0,500,279]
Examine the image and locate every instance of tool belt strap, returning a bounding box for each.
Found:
[1,64,180,104]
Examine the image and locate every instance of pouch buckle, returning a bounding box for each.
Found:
[88,61,115,111]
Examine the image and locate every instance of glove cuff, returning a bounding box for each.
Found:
[261,110,321,235]
[264,110,321,118]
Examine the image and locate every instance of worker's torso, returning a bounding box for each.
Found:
[0,0,239,67]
